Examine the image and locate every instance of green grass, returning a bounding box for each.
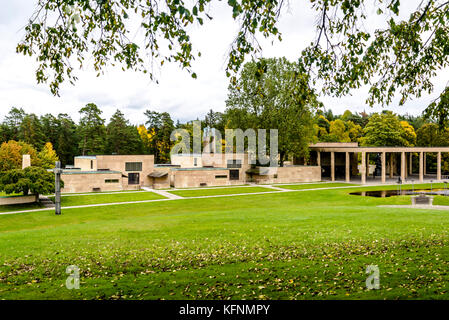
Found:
[0,183,449,299]
[0,192,23,197]
[58,189,145,195]
[168,186,274,197]
[48,191,165,207]
[168,184,250,190]
[0,202,44,213]
[276,182,358,190]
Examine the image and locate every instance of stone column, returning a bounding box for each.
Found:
[424,152,427,176]
[419,151,424,183]
[22,154,31,169]
[317,151,321,166]
[437,151,442,181]
[409,153,413,175]
[381,152,386,183]
[331,151,335,182]
[366,153,370,178]
[54,161,62,215]
[401,151,406,181]
[389,153,394,178]
[345,152,350,182]
[405,153,408,178]
[361,151,366,184]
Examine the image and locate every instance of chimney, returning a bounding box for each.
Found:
[22,154,31,169]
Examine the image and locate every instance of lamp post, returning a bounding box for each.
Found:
[411,179,414,193]
[430,179,433,193]
[54,161,62,215]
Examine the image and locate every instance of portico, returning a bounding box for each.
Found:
[310,143,449,184]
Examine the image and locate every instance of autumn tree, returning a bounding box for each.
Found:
[38,142,60,169]
[416,123,449,147]
[360,112,414,147]
[0,140,38,172]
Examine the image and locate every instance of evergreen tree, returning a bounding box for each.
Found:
[56,114,80,166]
[78,103,106,155]
[106,110,143,154]
[2,107,26,141]
[19,114,45,149]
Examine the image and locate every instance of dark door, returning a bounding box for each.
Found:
[229,169,239,180]
[128,173,140,185]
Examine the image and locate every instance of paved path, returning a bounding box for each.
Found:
[141,187,184,199]
[379,205,449,211]
[257,184,290,192]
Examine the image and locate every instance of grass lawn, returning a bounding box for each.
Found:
[0,183,448,299]
[48,191,166,207]
[168,186,275,197]
[277,182,358,190]
[57,189,145,196]
[0,202,44,213]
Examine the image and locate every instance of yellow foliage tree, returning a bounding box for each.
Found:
[38,142,59,169]
[400,121,417,147]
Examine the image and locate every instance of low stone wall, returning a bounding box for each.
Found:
[0,194,38,205]
[251,166,321,184]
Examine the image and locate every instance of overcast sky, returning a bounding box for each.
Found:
[0,0,447,124]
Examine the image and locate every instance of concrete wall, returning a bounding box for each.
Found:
[201,153,250,168]
[60,172,124,193]
[0,194,38,205]
[74,157,97,171]
[250,166,321,184]
[150,167,172,189]
[172,169,245,188]
[96,155,155,188]
[171,154,203,168]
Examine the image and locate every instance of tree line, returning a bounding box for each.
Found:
[1,57,448,171]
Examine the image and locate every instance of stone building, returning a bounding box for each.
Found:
[59,152,322,192]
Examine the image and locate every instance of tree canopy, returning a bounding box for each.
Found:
[18,1,449,121]
[225,57,319,164]
[0,166,58,196]
[359,111,416,147]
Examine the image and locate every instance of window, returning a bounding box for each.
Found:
[128,173,140,185]
[229,169,239,180]
[215,175,227,179]
[227,160,242,168]
[125,162,142,172]
[90,160,93,169]
[105,179,119,183]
